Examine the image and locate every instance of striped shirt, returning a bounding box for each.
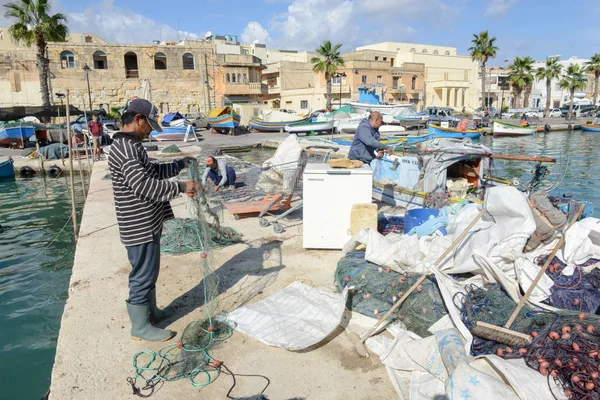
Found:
[108,132,186,246]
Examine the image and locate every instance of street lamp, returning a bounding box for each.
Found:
[82,63,92,113]
[333,72,347,109]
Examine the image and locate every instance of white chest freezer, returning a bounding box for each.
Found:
[303,164,373,249]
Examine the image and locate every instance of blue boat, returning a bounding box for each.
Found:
[0,123,36,148]
[405,134,434,143]
[0,158,15,179]
[150,126,194,141]
[428,124,482,140]
[581,123,600,133]
[207,107,241,133]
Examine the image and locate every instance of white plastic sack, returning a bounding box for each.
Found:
[223,282,347,351]
[560,217,600,265]
[514,257,554,302]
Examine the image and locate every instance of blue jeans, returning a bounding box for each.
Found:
[125,229,162,305]
[207,166,236,186]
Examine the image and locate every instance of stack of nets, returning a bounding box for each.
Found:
[161,218,243,255]
[335,252,447,338]
[457,284,600,400]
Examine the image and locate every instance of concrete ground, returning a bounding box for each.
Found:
[49,132,397,399]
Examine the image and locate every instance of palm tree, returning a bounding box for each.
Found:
[509,56,535,108]
[311,40,345,110]
[585,54,600,106]
[560,64,587,119]
[535,58,562,117]
[4,0,68,107]
[468,30,498,109]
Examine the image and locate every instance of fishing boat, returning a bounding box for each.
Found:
[379,125,407,136]
[492,120,537,137]
[150,125,195,141]
[0,158,15,179]
[428,124,482,140]
[207,107,241,134]
[581,123,600,133]
[249,110,310,132]
[161,112,190,127]
[284,120,335,134]
[348,102,414,116]
[405,134,434,144]
[0,122,36,148]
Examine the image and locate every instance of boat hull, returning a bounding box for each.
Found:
[249,115,310,131]
[284,121,335,134]
[581,123,600,133]
[0,125,36,147]
[0,159,15,179]
[428,124,482,139]
[379,125,407,136]
[492,120,537,136]
[349,102,414,116]
[208,114,241,130]
[150,126,193,141]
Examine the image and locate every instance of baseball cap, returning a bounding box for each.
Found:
[127,98,162,132]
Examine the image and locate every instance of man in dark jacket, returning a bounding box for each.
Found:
[348,111,388,164]
[108,99,198,342]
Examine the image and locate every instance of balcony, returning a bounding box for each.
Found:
[267,85,281,94]
[331,83,350,93]
[223,82,268,95]
[217,54,264,68]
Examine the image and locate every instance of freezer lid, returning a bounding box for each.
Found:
[303,163,373,175]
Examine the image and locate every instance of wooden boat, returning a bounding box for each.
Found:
[581,123,600,133]
[0,158,15,179]
[0,123,36,148]
[348,102,414,116]
[284,120,335,134]
[249,112,310,132]
[428,124,482,140]
[207,107,241,133]
[150,125,194,141]
[492,120,537,137]
[405,134,434,144]
[379,125,407,136]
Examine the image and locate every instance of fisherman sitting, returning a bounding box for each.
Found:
[348,111,390,164]
[201,156,236,192]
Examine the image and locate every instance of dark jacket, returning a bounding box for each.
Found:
[348,119,386,163]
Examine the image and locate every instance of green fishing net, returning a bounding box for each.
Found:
[161,144,181,153]
[335,252,447,338]
[161,218,243,255]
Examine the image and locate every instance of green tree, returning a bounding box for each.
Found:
[311,40,345,110]
[468,30,498,109]
[535,58,562,117]
[560,64,587,119]
[509,56,534,108]
[585,54,600,107]
[4,0,68,107]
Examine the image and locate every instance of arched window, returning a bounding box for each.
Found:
[433,50,439,55]
[93,51,107,69]
[422,49,428,54]
[154,52,167,70]
[60,50,76,69]
[412,76,417,90]
[124,52,139,78]
[238,73,242,83]
[226,73,230,83]
[243,73,248,83]
[232,73,236,83]
[444,51,450,55]
[182,53,195,70]
[410,48,416,53]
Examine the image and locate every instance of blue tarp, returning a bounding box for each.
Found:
[161,112,186,124]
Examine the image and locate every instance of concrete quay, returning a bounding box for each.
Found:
[48,131,395,400]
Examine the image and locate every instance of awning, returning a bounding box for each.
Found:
[0,105,84,121]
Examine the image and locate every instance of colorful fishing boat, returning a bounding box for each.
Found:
[428,124,482,140]
[207,107,241,134]
[284,120,335,134]
[581,123,600,133]
[348,102,414,116]
[492,120,537,137]
[249,110,310,132]
[0,158,15,179]
[0,122,36,148]
[150,125,194,141]
[405,134,434,144]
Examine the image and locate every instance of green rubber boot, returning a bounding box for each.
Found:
[126,301,175,342]
[148,288,175,323]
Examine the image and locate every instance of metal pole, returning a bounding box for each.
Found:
[66,90,78,242]
[501,88,504,119]
[86,72,92,112]
[200,49,207,114]
[81,96,92,171]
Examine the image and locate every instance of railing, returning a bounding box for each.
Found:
[125,69,139,78]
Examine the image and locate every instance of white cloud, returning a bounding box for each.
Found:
[62,0,200,44]
[241,21,271,45]
[485,0,517,17]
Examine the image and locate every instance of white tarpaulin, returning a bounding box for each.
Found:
[256,135,302,193]
[223,282,348,351]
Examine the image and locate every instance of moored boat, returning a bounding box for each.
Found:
[379,125,408,136]
[150,125,194,141]
[348,102,414,116]
[207,107,241,134]
[284,120,335,134]
[492,120,537,137]
[249,110,310,132]
[0,158,15,179]
[0,123,36,148]
[428,124,482,140]
[581,123,600,133]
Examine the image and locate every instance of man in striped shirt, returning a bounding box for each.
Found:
[108,99,198,342]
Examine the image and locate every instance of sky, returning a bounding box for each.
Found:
[0,0,597,65]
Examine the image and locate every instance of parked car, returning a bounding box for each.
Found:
[561,103,595,117]
[548,108,562,118]
[70,110,120,131]
[425,106,465,126]
[525,109,544,118]
[186,113,210,129]
[475,107,501,118]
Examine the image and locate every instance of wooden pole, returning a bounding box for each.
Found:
[81,96,92,171]
[66,90,78,242]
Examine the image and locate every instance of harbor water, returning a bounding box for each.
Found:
[0,175,86,400]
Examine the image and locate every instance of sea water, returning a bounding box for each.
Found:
[0,175,86,400]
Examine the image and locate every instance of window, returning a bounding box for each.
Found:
[124,52,138,78]
[412,76,417,90]
[232,73,236,83]
[332,76,341,84]
[268,77,277,87]
[433,50,439,55]
[375,56,379,61]
[93,51,107,70]
[238,73,242,83]
[300,100,308,109]
[60,50,76,69]
[555,82,561,91]
[392,77,399,89]
[226,73,230,83]
[85,35,93,43]
[362,75,367,84]
[243,73,248,83]
[242,49,249,55]
[377,76,382,84]
[182,53,195,70]
[410,48,416,52]
[444,51,450,55]
[154,52,167,70]
[422,49,428,54]
[383,57,387,61]
[390,58,394,67]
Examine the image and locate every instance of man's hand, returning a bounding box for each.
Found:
[215,186,221,192]
[182,157,196,168]
[376,149,384,159]
[183,180,199,197]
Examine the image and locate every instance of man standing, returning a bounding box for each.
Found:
[108,99,198,342]
[348,111,388,164]
[88,113,103,161]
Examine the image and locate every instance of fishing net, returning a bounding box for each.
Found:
[456,284,600,400]
[335,252,447,338]
[161,218,243,255]
[161,144,181,154]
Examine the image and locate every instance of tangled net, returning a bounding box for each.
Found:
[161,144,181,154]
[161,218,243,255]
[335,252,447,337]
[456,284,600,400]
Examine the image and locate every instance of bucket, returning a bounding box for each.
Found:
[404,208,447,235]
